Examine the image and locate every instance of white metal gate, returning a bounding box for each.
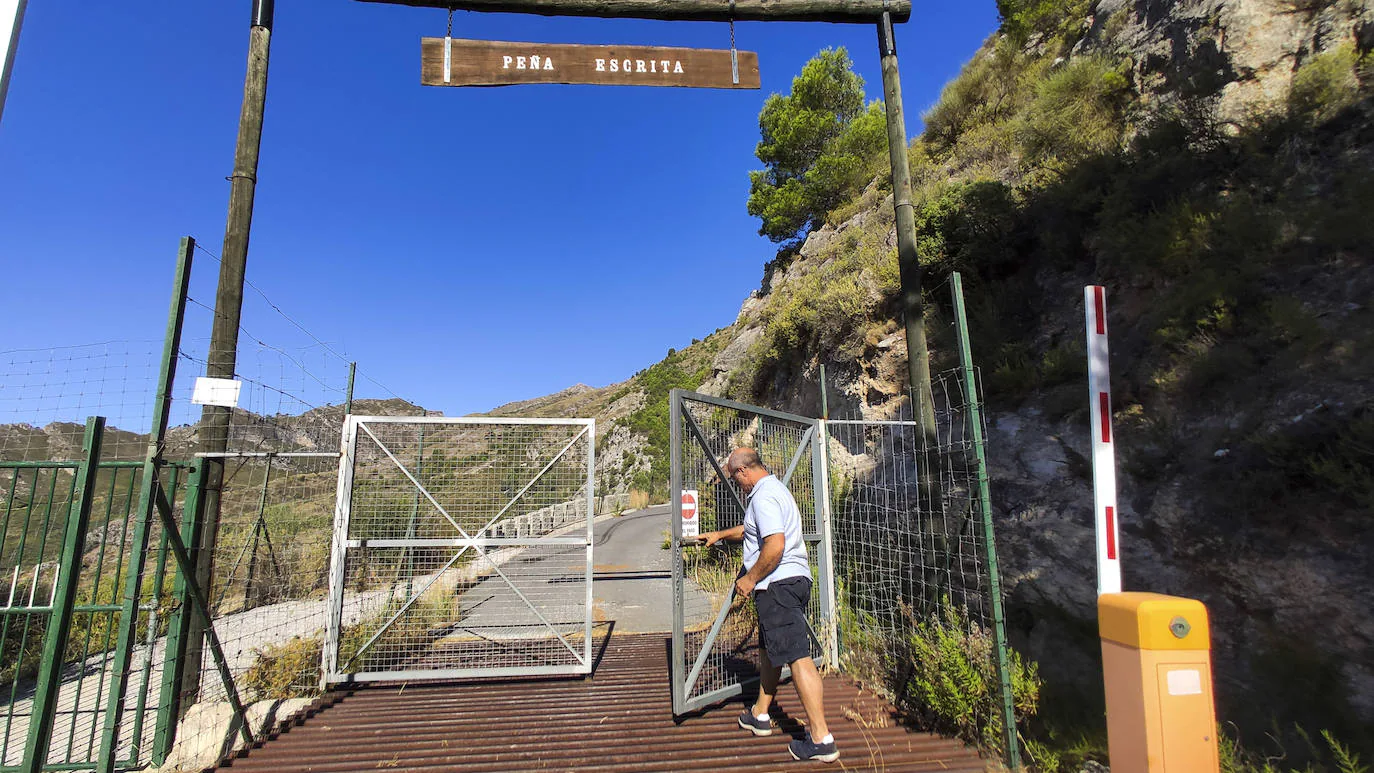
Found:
[323,416,595,683]
[669,390,837,715]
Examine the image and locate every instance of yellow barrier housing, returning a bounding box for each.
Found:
[1100,592,1219,772]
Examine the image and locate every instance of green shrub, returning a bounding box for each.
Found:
[924,40,1040,155]
[898,602,1041,757]
[1023,727,1109,772]
[996,0,1094,49]
[1018,56,1130,166]
[1289,44,1361,125]
[748,209,900,375]
[243,635,321,700]
[1256,409,1374,510]
[1219,723,1370,773]
[915,180,1023,277]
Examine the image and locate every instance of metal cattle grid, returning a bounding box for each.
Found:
[669,390,837,716]
[323,416,596,683]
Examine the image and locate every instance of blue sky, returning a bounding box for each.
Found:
[0,1,998,422]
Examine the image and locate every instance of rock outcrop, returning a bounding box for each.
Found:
[1079,0,1373,124]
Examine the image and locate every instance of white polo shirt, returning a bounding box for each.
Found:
[741,474,811,590]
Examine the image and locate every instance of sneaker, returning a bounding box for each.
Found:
[737,710,772,736]
[788,734,839,763]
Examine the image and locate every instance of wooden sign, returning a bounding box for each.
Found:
[421,38,760,89]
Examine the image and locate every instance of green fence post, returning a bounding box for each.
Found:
[150,487,253,749]
[344,361,356,416]
[951,272,1022,770]
[97,236,194,773]
[127,464,181,763]
[151,462,208,764]
[22,417,105,773]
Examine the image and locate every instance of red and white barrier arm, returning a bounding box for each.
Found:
[1085,286,1122,595]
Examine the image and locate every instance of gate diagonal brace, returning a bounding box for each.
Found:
[780,424,815,487]
[683,583,737,698]
[681,409,748,515]
[152,485,253,747]
[468,425,589,541]
[346,541,585,670]
[358,421,471,539]
[470,544,584,663]
[341,546,471,669]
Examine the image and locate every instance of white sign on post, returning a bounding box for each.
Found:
[191,377,242,408]
[680,489,699,539]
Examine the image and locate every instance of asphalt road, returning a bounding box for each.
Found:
[590,504,689,633]
[448,504,707,638]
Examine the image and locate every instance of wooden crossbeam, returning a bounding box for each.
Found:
[355,0,911,24]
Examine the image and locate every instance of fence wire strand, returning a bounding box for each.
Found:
[826,368,1016,757]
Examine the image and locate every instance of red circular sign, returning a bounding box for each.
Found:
[681,491,698,520]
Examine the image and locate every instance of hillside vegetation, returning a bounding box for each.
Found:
[10,2,1366,767]
[588,0,1374,768]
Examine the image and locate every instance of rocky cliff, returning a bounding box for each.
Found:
[1080,0,1373,123]
[592,0,1374,754]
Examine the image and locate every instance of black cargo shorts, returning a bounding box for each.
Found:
[753,576,812,666]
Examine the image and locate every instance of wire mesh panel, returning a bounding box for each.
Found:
[826,397,989,632]
[669,390,833,716]
[324,416,595,682]
[0,462,187,771]
[824,371,1014,754]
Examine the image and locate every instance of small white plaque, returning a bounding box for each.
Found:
[681,489,699,539]
[191,377,242,408]
[1166,669,1203,696]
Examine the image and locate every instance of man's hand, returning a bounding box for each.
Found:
[697,525,743,547]
[734,574,757,597]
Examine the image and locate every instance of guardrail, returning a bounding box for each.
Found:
[490,493,630,538]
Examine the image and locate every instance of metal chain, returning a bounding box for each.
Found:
[727,0,738,85]
[728,0,736,50]
[444,7,456,84]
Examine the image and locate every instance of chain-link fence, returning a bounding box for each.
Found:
[0,235,406,770]
[667,358,1022,765]
[0,342,185,770]
[827,375,990,645]
[0,327,628,771]
[825,369,1023,763]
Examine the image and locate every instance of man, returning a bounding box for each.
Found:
[697,447,838,763]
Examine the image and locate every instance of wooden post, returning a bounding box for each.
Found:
[876,11,937,444]
[0,0,24,122]
[189,0,274,703]
[0,0,26,125]
[356,0,910,23]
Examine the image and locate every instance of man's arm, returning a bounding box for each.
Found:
[698,523,745,546]
[736,533,784,596]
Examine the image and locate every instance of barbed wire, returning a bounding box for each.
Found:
[189,242,404,402]
[184,296,343,397]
